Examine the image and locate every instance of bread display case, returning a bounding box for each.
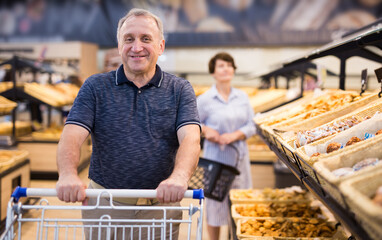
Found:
[0,151,30,221]
[244,21,382,240]
[0,56,91,179]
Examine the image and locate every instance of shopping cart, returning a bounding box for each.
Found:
[1,187,204,240]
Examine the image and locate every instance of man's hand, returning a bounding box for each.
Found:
[156,173,188,203]
[56,174,87,203]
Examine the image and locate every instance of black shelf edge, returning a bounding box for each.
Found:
[0,159,30,178]
[283,23,382,67]
[30,156,90,180]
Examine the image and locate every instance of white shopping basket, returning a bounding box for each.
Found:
[0,187,204,240]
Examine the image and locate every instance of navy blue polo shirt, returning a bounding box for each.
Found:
[66,65,200,189]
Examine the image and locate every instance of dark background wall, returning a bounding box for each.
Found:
[0,0,381,48]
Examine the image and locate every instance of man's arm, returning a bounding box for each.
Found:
[56,124,89,203]
[156,124,201,203]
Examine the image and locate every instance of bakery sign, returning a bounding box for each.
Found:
[0,0,381,47]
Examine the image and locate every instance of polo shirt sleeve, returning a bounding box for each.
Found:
[176,81,201,131]
[65,78,96,133]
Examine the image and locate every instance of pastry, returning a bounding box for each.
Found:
[346,136,362,146]
[295,116,363,147]
[376,129,382,135]
[353,158,379,171]
[372,186,382,207]
[326,142,341,153]
[332,167,353,177]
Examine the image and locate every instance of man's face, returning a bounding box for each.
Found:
[118,15,165,76]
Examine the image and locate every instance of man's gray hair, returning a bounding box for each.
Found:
[117,8,164,42]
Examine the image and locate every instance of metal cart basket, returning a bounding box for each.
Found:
[1,187,204,240]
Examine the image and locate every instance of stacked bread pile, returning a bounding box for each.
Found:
[0,82,12,93]
[230,187,310,204]
[54,83,80,100]
[0,95,17,115]
[0,150,29,172]
[259,90,368,128]
[248,89,287,113]
[24,83,77,107]
[0,121,32,136]
[31,125,63,141]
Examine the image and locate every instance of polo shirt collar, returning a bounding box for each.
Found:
[115,64,163,88]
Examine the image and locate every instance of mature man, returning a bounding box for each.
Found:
[56,8,201,239]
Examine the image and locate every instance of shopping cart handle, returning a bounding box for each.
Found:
[12,187,204,202]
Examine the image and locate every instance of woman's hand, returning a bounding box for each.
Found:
[219,133,237,145]
[203,126,220,143]
[219,130,246,145]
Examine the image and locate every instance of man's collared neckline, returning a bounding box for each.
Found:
[115,64,163,88]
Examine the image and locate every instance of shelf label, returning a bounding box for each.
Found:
[360,69,368,96]
[375,67,382,83]
[375,67,382,98]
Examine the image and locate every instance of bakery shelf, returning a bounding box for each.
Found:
[0,86,72,110]
[255,124,372,240]
[0,56,71,143]
[234,20,382,240]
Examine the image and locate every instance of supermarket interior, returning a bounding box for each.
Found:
[0,0,382,240]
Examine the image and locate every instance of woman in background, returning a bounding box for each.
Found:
[197,52,256,240]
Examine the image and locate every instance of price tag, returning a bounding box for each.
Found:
[375,67,382,83]
[375,67,382,97]
[360,69,367,96]
[316,64,327,89]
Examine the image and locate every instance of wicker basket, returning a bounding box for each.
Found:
[314,138,382,208]
[296,132,382,180]
[288,98,382,149]
[273,92,378,131]
[274,134,299,163]
[236,218,347,240]
[250,89,288,113]
[229,187,311,205]
[231,202,323,223]
[254,92,316,126]
[339,168,382,240]
[0,150,29,171]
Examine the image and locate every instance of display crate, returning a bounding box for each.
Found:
[340,168,382,240]
[236,218,347,240]
[17,136,91,179]
[314,140,382,209]
[0,159,30,221]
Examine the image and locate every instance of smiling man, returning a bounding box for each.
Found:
[55,8,201,240]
